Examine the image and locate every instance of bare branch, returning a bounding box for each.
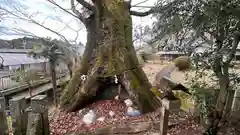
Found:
[130,0,184,17]
[131,5,153,8]
[131,0,148,7]
[0,6,69,43]
[70,0,86,24]
[46,0,79,20]
[76,0,95,12]
[130,9,152,17]
[53,16,83,44]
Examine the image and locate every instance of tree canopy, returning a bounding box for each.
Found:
[151,0,240,134]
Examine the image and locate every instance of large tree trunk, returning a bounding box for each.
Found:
[60,13,97,109]
[60,0,161,113]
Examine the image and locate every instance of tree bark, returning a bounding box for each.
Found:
[28,83,32,97]
[50,62,57,106]
[204,76,229,135]
[60,0,161,113]
[67,62,73,78]
[60,13,97,109]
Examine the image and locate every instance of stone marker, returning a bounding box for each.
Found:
[26,112,43,135]
[31,95,48,113]
[0,108,8,135]
[30,95,50,135]
[9,97,27,135]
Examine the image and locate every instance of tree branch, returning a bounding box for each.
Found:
[130,9,152,17]
[0,6,69,43]
[76,0,95,12]
[225,32,240,64]
[131,0,148,7]
[130,0,184,17]
[71,0,86,24]
[46,0,79,20]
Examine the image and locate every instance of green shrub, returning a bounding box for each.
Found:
[185,71,219,125]
[173,56,192,71]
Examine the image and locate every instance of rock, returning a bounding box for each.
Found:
[124,99,133,107]
[122,116,127,120]
[114,95,119,100]
[78,108,89,117]
[97,116,105,122]
[126,107,141,116]
[82,110,96,125]
[109,111,115,117]
[127,110,141,117]
[127,106,134,113]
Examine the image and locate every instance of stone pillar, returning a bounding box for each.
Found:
[0,108,8,135]
[30,95,50,135]
[160,98,181,135]
[26,112,43,135]
[0,97,6,109]
[231,88,240,124]
[9,97,27,135]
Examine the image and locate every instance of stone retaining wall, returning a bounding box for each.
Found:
[0,108,8,135]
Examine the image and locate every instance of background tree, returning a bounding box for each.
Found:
[0,0,83,74]
[17,69,46,97]
[29,38,72,105]
[151,0,240,134]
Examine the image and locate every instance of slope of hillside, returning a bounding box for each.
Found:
[0,37,41,49]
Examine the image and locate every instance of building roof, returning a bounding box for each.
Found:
[0,53,48,66]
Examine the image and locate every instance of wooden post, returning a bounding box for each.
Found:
[9,97,27,135]
[160,98,181,135]
[0,108,8,135]
[30,95,50,135]
[160,107,169,135]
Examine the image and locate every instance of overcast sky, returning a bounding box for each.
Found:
[0,0,157,45]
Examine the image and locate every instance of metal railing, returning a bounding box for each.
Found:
[0,74,21,90]
[0,70,68,91]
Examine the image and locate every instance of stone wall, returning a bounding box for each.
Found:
[0,108,8,135]
[9,97,28,135]
[3,94,50,135]
[25,95,50,135]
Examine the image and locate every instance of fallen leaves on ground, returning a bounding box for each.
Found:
[49,100,163,135]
